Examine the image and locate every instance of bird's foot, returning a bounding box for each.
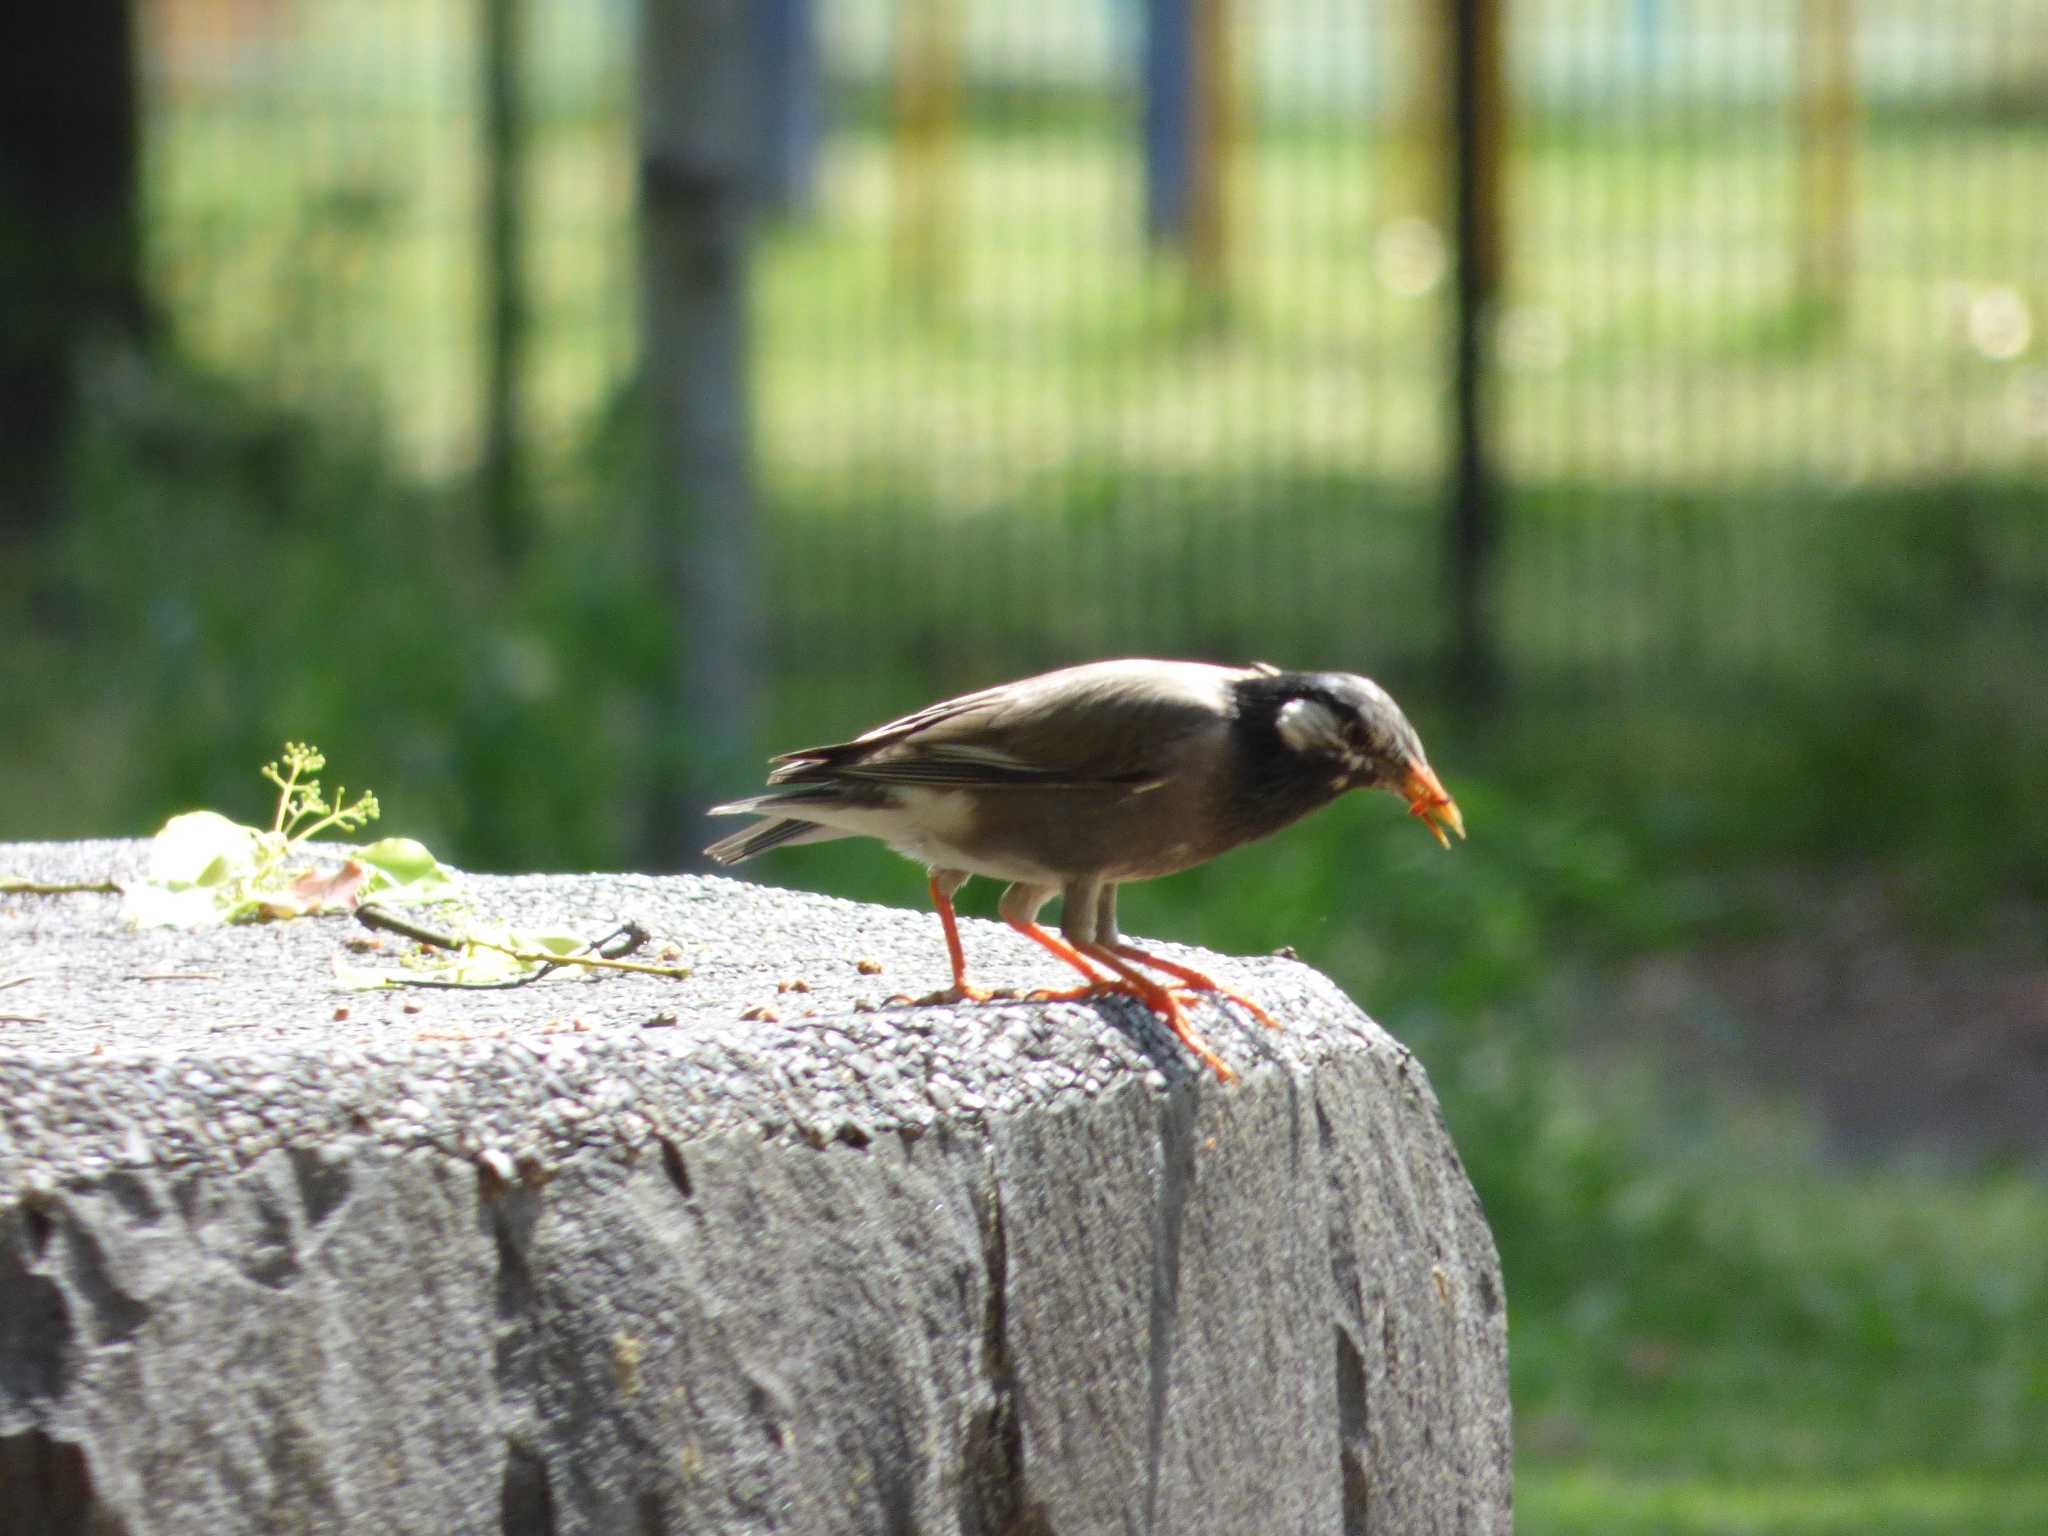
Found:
[1022,980,1121,1004]
[1184,981,1284,1033]
[1060,962,1236,1084]
[1111,946,1284,1032]
[912,981,996,1006]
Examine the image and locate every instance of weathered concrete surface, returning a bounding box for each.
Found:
[0,839,1510,1535]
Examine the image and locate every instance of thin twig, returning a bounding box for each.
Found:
[0,1015,47,1025]
[1,877,121,896]
[355,904,690,984]
[0,975,33,992]
[355,905,464,948]
[125,972,225,983]
[390,975,542,991]
[453,937,691,980]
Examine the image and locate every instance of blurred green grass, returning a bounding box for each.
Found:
[8,65,2044,1532]
[7,414,2047,1527]
[145,104,2048,489]
[646,609,2048,1523]
[1520,1469,2048,1536]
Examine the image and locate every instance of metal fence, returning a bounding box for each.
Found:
[140,0,2048,708]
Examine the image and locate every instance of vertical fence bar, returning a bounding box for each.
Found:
[639,0,759,868]
[1446,0,1506,694]
[480,0,529,567]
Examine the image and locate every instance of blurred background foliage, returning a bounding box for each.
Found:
[3,2,2046,1529]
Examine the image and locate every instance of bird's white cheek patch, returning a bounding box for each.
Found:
[1277,697,1354,761]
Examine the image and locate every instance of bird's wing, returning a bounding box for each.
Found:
[767,660,1250,791]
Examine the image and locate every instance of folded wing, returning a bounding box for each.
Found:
[765,659,1249,793]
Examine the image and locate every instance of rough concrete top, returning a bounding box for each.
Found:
[0,840,1511,1536]
[0,840,1407,1191]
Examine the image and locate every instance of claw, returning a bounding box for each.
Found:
[924,883,1242,1081]
[1107,944,1285,1032]
[914,982,993,1006]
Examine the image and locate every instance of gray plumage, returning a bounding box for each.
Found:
[706,658,1461,1081]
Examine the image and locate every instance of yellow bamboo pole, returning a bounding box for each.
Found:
[892,0,962,302]
[1796,0,1858,311]
[1393,0,1450,233]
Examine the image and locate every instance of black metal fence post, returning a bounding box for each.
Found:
[0,0,145,538]
[1446,0,1505,696]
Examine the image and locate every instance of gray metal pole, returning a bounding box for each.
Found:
[638,0,760,869]
[480,0,528,568]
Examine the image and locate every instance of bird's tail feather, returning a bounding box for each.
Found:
[704,816,841,865]
[707,783,850,818]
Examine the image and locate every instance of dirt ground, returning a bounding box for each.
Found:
[1578,870,2048,1169]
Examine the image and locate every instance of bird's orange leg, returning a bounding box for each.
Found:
[1104,944,1284,1033]
[925,873,992,1002]
[918,893,1236,1081]
[1071,941,1236,1084]
[1002,918,1113,995]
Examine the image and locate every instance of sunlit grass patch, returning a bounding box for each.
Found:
[1519,1468,2048,1536]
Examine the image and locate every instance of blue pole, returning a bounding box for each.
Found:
[1143,0,1193,242]
[752,0,819,217]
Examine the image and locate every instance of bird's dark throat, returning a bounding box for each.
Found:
[1222,673,1357,843]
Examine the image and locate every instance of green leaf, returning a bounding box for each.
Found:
[355,836,461,904]
[356,836,438,883]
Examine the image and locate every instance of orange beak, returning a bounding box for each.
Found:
[1400,762,1466,850]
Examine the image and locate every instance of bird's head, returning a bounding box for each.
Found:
[1266,672,1466,849]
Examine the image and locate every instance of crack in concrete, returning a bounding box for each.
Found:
[1141,1086,1198,1536]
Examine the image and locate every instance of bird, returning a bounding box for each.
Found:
[705,658,1463,1083]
